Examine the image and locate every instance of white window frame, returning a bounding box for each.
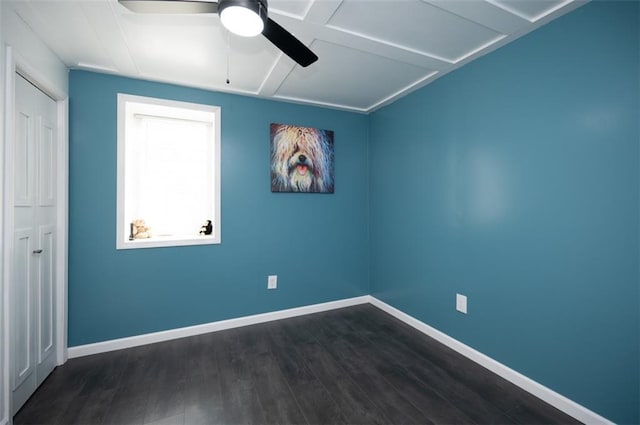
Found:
[116,93,221,249]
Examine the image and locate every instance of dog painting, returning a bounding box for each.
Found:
[270,123,334,193]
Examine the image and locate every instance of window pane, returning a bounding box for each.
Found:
[135,117,213,236]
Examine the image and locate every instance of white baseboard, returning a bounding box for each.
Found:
[368,296,614,425]
[68,296,370,359]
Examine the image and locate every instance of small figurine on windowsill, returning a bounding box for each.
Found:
[130,219,152,240]
[199,220,213,235]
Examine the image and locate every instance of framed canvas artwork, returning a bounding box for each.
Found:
[270,123,335,193]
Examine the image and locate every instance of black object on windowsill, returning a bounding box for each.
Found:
[199,220,213,235]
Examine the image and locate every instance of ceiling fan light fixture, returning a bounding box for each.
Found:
[219,0,267,37]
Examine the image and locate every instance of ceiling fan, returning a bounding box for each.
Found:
[118,0,318,67]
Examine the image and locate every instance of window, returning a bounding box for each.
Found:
[117,94,221,249]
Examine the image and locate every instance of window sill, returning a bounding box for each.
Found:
[116,234,220,250]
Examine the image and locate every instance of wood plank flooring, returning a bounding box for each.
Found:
[14,304,581,425]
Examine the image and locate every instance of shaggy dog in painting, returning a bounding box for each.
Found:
[270,124,334,193]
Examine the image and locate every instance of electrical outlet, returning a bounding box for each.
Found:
[456,294,467,314]
[268,275,277,290]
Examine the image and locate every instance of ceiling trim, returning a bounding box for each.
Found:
[271,93,369,114]
[453,34,507,64]
[324,24,456,65]
[366,70,440,112]
[486,0,576,23]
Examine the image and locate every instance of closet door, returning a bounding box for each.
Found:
[11,74,58,414]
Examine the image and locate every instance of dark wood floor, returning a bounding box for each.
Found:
[15,304,581,425]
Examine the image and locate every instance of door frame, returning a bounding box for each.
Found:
[2,45,68,418]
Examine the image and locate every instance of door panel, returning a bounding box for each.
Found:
[11,229,34,389]
[36,226,56,385]
[14,111,33,206]
[38,119,55,207]
[11,73,58,414]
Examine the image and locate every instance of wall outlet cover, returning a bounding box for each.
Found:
[268,275,277,289]
[456,294,467,314]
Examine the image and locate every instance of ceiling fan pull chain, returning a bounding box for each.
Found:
[226,29,231,85]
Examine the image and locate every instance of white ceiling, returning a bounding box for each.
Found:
[6,0,584,113]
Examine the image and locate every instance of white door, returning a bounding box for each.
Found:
[11,73,58,414]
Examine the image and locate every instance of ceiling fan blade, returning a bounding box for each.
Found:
[262,18,318,67]
[119,0,218,14]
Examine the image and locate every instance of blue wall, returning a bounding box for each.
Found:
[68,71,370,346]
[369,2,639,423]
[69,2,639,423]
